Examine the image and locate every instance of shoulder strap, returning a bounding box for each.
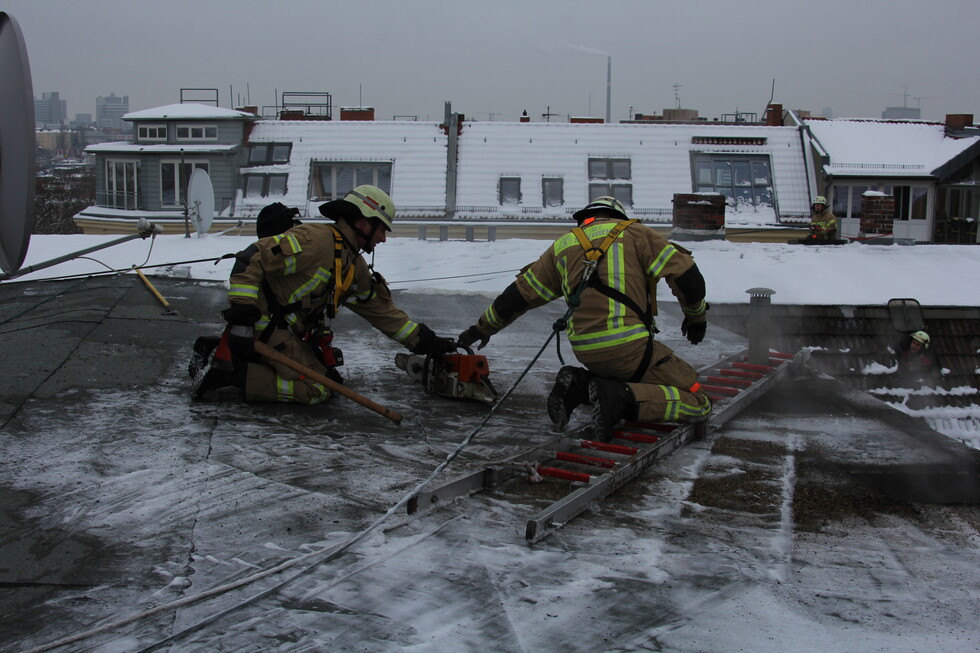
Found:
[571,219,637,261]
[328,226,356,318]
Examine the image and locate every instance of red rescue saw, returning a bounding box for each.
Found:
[395,349,499,405]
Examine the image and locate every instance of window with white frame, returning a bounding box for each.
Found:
[499,177,521,205]
[160,161,210,207]
[588,157,632,207]
[542,177,564,207]
[248,143,292,165]
[137,124,167,142]
[244,174,288,197]
[692,154,772,208]
[104,159,139,209]
[310,162,392,201]
[175,124,218,142]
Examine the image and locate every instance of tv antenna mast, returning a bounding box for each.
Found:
[673,83,683,109]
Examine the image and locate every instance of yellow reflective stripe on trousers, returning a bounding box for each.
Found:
[647,244,678,278]
[394,321,419,343]
[229,284,259,300]
[276,377,295,403]
[567,324,650,351]
[522,268,558,302]
[661,385,681,421]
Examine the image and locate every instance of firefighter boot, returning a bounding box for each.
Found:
[192,358,247,400]
[188,335,221,379]
[588,378,637,442]
[547,366,593,429]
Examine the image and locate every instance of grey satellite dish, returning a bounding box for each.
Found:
[0,12,37,273]
[187,168,215,236]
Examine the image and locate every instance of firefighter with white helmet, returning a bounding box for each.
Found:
[809,195,837,241]
[192,184,455,402]
[458,196,712,440]
[896,329,939,386]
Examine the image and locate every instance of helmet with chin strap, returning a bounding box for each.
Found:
[572,196,630,223]
[910,330,930,347]
[318,184,396,231]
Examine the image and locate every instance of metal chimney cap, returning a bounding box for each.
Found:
[746,287,776,297]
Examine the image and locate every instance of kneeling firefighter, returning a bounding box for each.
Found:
[457,196,712,440]
[191,185,456,403]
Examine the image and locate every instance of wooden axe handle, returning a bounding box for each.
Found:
[253,341,403,425]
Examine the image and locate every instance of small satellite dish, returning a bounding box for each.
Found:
[187,168,215,236]
[0,12,37,273]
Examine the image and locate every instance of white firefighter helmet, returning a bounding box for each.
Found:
[319,184,396,231]
[572,196,629,223]
[813,195,828,207]
[911,330,930,347]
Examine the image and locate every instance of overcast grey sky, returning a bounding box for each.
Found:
[7,0,978,123]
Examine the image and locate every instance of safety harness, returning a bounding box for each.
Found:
[564,217,659,382]
[258,225,356,342]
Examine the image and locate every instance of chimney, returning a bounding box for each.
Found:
[765,104,783,126]
[520,109,530,123]
[946,114,974,132]
[340,107,375,121]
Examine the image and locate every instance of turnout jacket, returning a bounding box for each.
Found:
[227,220,424,349]
[810,207,837,234]
[475,217,707,353]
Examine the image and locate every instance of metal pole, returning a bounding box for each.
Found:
[746,287,775,365]
[0,219,162,281]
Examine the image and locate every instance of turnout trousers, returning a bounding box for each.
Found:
[244,329,331,404]
[575,337,711,423]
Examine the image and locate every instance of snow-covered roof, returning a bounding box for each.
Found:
[85,143,239,154]
[123,103,256,121]
[241,120,448,215]
[454,121,812,219]
[805,119,980,178]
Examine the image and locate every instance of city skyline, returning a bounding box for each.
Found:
[9,0,979,124]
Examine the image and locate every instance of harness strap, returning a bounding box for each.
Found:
[329,226,355,318]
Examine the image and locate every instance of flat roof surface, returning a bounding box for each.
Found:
[1,277,978,651]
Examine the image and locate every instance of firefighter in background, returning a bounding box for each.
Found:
[192,185,456,402]
[895,330,940,386]
[808,195,837,241]
[457,197,712,440]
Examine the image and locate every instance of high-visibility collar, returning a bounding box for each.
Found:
[572,219,637,262]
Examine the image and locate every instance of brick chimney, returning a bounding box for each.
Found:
[945,114,974,131]
[672,193,726,231]
[520,109,530,123]
[765,104,783,126]
[340,107,375,121]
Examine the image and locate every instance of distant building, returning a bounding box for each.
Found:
[882,106,921,120]
[96,93,129,130]
[34,91,68,128]
[72,113,93,127]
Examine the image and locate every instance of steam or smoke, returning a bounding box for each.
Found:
[537,40,610,58]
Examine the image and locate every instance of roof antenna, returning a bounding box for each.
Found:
[763,78,775,121]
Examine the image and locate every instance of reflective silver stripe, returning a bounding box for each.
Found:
[483,304,505,329]
[394,321,419,343]
[522,269,557,302]
[287,267,332,304]
[647,244,677,278]
[568,324,650,350]
[229,284,259,299]
[682,299,707,316]
[347,189,394,224]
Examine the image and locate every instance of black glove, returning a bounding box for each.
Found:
[681,317,707,345]
[458,325,491,351]
[412,323,457,358]
[222,304,261,360]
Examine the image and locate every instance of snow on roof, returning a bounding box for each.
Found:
[85,143,239,154]
[454,121,812,219]
[123,103,255,121]
[805,119,980,178]
[241,120,448,215]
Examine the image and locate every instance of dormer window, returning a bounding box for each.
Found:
[175,124,218,142]
[137,124,167,142]
[248,143,292,165]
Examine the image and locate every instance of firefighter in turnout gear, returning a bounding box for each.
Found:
[192,185,456,402]
[808,195,837,241]
[457,197,712,440]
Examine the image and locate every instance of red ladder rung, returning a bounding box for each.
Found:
[555,451,617,469]
[624,421,677,433]
[537,466,592,483]
[613,430,660,444]
[706,375,752,388]
[701,384,740,396]
[770,351,794,360]
[732,361,774,373]
[579,440,639,456]
[720,369,764,380]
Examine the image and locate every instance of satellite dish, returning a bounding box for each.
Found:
[0,12,37,273]
[187,168,214,236]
